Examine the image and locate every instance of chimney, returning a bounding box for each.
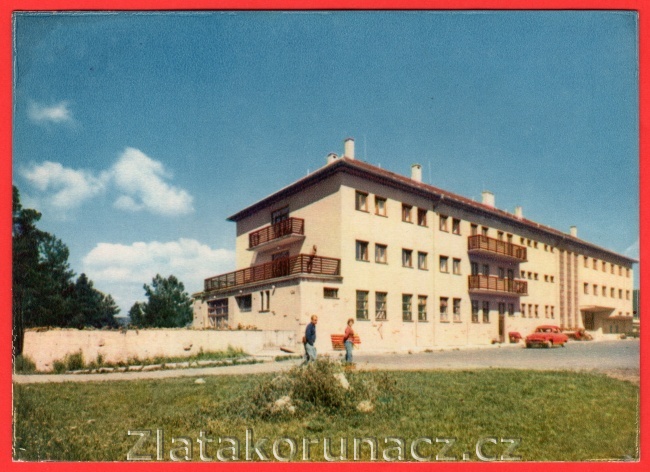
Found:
[570,226,578,237]
[344,137,355,159]
[514,206,523,219]
[481,191,495,207]
[325,153,339,165]
[411,164,422,182]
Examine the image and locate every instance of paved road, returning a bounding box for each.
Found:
[13,339,639,384]
[353,339,640,372]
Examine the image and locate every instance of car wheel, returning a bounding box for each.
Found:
[526,342,531,349]
[546,340,552,348]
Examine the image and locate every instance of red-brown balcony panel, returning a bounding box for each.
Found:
[468,235,527,262]
[205,254,340,291]
[249,218,305,249]
[468,274,528,296]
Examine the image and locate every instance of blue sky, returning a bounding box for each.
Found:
[12,11,639,314]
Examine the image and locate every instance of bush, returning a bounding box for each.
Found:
[51,351,85,373]
[14,355,37,374]
[237,358,399,419]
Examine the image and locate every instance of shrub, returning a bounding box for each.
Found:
[14,355,37,374]
[237,358,399,419]
[51,351,85,373]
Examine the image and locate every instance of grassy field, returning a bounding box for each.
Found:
[13,366,639,462]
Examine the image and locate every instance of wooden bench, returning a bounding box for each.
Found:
[331,334,361,350]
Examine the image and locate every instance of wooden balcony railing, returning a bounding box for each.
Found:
[205,254,341,292]
[249,218,305,249]
[468,274,528,295]
[468,234,527,261]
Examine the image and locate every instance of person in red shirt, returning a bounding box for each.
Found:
[343,318,355,364]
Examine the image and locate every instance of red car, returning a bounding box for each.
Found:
[525,325,569,348]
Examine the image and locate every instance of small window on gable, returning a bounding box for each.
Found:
[324,287,339,299]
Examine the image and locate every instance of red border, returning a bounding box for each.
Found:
[1,1,646,471]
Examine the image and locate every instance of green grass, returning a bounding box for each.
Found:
[13,368,638,462]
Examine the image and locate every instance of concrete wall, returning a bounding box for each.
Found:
[22,328,295,372]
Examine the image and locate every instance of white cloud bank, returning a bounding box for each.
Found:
[29,101,73,124]
[82,238,235,313]
[19,147,194,217]
[624,239,639,259]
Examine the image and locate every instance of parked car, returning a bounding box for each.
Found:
[525,325,569,348]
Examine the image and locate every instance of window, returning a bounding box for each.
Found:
[482,301,490,323]
[375,244,387,264]
[610,287,615,298]
[584,283,589,294]
[602,286,607,297]
[497,231,504,241]
[593,258,597,269]
[593,284,598,295]
[626,290,630,300]
[619,289,623,299]
[527,272,532,280]
[418,252,428,270]
[452,258,461,275]
[402,204,413,223]
[602,260,606,271]
[375,196,387,216]
[498,302,506,316]
[534,241,538,249]
[534,305,539,318]
[550,306,555,319]
[417,208,427,226]
[453,298,461,322]
[584,256,588,268]
[271,206,289,224]
[626,268,630,277]
[611,263,615,274]
[550,276,554,283]
[375,292,387,320]
[439,215,449,232]
[534,273,539,281]
[481,226,488,236]
[324,287,339,299]
[355,191,368,212]
[482,264,490,276]
[520,270,526,278]
[208,299,229,329]
[440,297,449,321]
[470,224,478,236]
[452,218,461,235]
[471,262,479,276]
[402,249,413,267]
[402,294,412,321]
[418,295,428,321]
[508,303,514,316]
[260,290,270,312]
[439,256,449,273]
[236,294,252,312]
[545,275,549,282]
[356,240,369,261]
[471,300,479,323]
[356,291,369,320]
[619,266,623,276]
[521,304,526,318]
[498,267,505,279]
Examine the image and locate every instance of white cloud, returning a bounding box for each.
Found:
[29,101,73,124]
[624,239,639,259]
[19,147,194,218]
[82,238,235,313]
[20,161,108,211]
[110,148,194,216]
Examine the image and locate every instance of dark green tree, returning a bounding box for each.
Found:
[133,274,192,328]
[128,302,145,327]
[69,274,119,329]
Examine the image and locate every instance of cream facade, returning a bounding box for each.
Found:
[193,139,636,353]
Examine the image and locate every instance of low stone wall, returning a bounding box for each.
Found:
[22,328,296,372]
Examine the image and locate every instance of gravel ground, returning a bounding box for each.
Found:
[13,339,639,384]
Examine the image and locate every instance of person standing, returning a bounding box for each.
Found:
[302,315,318,364]
[343,318,355,364]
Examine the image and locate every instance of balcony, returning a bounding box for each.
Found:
[248,217,305,250]
[468,275,528,296]
[468,235,527,262]
[204,254,341,292]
